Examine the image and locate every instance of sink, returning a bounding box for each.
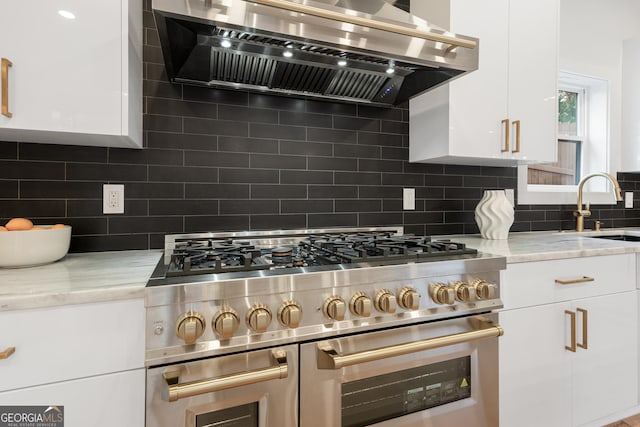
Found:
[587,234,640,242]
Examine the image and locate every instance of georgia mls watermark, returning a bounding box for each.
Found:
[0,406,64,427]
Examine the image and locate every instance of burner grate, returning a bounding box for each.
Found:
[163,232,478,277]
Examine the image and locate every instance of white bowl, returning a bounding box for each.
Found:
[0,226,72,268]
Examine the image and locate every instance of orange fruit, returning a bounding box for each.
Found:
[5,218,34,231]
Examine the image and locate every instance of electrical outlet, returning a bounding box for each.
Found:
[103,184,124,214]
[403,188,415,210]
[625,191,634,208]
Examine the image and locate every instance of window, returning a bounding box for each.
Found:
[517,71,611,205]
[528,87,584,186]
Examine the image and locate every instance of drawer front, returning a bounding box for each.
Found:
[502,254,636,309]
[0,299,144,392]
[0,369,145,427]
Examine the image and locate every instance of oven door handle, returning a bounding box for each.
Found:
[162,349,288,402]
[317,323,503,369]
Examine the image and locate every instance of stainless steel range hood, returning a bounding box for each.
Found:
[152,0,479,106]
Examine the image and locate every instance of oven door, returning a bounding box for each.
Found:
[146,344,298,427]
[300,314,501,427]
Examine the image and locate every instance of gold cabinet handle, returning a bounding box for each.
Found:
[501,118,510,152]
[565,310,576,352]
[1,58,12,118]
[162,349,287,402]
[0,346,15,359]
[251,0,477,49]
[554,276,595,285]
[317,323,503,369]
[512,120,521,153]
[577,308,588,350]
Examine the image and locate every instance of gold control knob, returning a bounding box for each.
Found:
[430,283,455,305]
[471,279,497,300]
[278,300,303,328]
[175,311,206,345]
[451,281,476,302]
[212,306,240,339]
[374,289,397,314]
[246,303,272,333]
[349,292,372,317]
[323,296,346,321]
[397,287,421,310]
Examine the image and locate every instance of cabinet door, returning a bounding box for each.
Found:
[448,0,510,159]
[0,369,145,427]
[499,303,572,427]
[571,292,638,426]
[0,1,122,136]
[507,0,559,163]
[0,299,144,392]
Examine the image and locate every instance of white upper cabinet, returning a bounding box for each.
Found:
[409,0,559,166]
[0,0,142,148]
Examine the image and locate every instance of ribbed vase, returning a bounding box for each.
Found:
[474,190,514,240]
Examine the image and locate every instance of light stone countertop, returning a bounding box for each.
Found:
[436,228,640,263]
[2,229,640,312]
[0,250,162,312]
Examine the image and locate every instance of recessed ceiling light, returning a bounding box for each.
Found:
[221,39,232,48]
[58,10,76,19]
[283,51,293,58]
[386,67,395,74]
[337,59,347,67]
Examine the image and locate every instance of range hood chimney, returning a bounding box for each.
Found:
[152,0,479,107]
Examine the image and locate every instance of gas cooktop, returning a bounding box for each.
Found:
[145,227,505,365]
[149,228,478,283]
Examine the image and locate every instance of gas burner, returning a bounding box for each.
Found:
[161,230,477,278]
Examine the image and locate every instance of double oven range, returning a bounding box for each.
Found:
[144,227,505,427]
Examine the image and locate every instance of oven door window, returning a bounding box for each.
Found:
[341,356,471,427]
[195,402,259,427]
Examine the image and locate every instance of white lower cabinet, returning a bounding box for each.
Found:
[499,255,638,427]
[0,299,145,425]
[0,369,145,427]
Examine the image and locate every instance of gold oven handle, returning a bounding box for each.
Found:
[251,0,477,49]
[317,323,503,370]
[1,58,12,118]
[162,350,288,402]
[554,276,595,285]
[0,347,15,360]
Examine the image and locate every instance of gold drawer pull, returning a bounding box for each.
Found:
[162,349,288,402]
[1,58,12,118]
[317,323,503,370]
[554,276,595,285]
[0,347,15,359]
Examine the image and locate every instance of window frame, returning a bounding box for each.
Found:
[517,71,613,205]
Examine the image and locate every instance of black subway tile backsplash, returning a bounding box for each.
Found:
[219,168,278,184]
[2,0,637,253]
[218,136,278,154]
[149,200,219,216]
[0,161,65,180]
[0,141,18,159]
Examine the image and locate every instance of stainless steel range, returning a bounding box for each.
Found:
[145,227,506,427]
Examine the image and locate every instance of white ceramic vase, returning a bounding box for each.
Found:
[474,190,514,240]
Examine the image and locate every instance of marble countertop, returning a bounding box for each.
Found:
[437,228,640,263]
[3,228,640,312]
[0,250,162,312]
